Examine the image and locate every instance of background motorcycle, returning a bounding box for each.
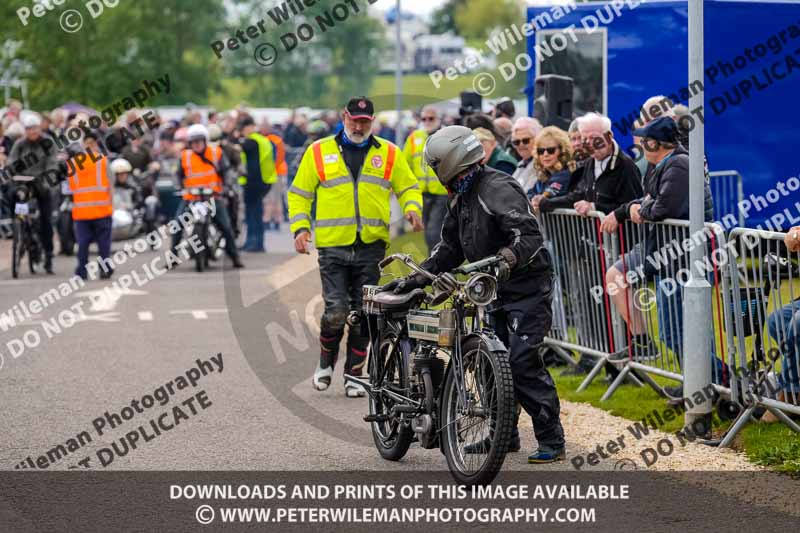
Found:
[177,187,216,272]
[10,175,44,278]
[133,167,161,237]
[111,187,144,241]
[351,253,515,485]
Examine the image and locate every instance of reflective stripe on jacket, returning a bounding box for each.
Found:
[267,133,287,177]
[181,146,222,199]
[70,157,112,221]
[288,135,422,248]
[402,129,448,196]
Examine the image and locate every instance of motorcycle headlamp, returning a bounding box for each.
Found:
[463,273,497,307]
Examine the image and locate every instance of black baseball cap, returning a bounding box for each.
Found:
[631,116,678,143]
[345,97,375,120]
[238,116,255,129]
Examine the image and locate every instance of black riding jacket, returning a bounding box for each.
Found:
[421,166,552,301]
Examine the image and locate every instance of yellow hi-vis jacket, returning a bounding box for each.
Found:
[402,129,448,196]
[288,135,422,248]
[238,132,277,186]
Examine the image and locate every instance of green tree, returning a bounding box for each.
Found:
[0,0,226,110]
[429,0,467,35]
[217,0,385,108]
[454,0,523,41]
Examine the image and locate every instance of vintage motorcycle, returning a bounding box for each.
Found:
[346,253,515,485]
[10,175,44,278]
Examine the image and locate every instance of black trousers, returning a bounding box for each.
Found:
[317,237,385,376]
[490,275,566,450]
[422,193,448,253]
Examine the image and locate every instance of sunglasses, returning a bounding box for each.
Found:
[421,117,437,122]
[511,137,532,147]
[537,146,558,155]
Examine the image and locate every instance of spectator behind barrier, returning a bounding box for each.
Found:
[539,113,641,223]
[537,118,591,218]
[493,116,513,148]
[529,126,573,212]
[510,116,543,194]
[473,127,517,176]
[605,117,720,393]
[765,229,800,420]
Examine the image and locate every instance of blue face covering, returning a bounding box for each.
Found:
[341,129,370,148]
[449,166,481,194]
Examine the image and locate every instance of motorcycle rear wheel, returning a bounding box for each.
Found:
[368,334,414,461]
[440,337,515,485]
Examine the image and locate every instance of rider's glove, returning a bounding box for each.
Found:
[432,272,459,294]
[496,247,517,283]
[381,273,429,295]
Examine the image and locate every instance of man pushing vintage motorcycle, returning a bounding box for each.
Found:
[384,125,566,463]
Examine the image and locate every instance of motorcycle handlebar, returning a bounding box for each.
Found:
[454,255,503,275]
[380,253,503,280]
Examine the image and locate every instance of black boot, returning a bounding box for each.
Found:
[314,330,343,391]
[44,254,54,275]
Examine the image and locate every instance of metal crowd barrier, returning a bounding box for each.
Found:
[540,208,800,445]
[539,209,640,391]
[717,227,800,445]
[600,218,733,404]
[708,170,744,228]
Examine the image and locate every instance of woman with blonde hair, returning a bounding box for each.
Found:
[529,126,574,211]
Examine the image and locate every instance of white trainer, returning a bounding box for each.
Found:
[312,364,333,391]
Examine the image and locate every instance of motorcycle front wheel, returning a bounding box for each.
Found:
[194,222,208,272]
[11,219,23,279]
[368,333,414,461]
[440,337,515,485]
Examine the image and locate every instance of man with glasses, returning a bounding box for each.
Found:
[606,117,720,397]
[566,113,642,225]
[403,105,446,251]
[510,116,542,194]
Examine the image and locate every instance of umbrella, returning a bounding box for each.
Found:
[59,102,98,115]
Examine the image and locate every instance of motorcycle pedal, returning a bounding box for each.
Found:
[363,414,389,423]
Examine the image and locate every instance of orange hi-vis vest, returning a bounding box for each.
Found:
[267,133,288,176]
[70,157,113,221]
[181,146,222,200]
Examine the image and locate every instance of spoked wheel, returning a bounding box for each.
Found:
[441,337,515,485]
[194,222,208,272]
[28,230,42,275]
[11,219,23,279]
[368,334,414,461]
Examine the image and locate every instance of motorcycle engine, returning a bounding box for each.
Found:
[412,346,445,449]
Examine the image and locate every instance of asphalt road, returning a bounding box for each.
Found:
[0,229,589,473]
